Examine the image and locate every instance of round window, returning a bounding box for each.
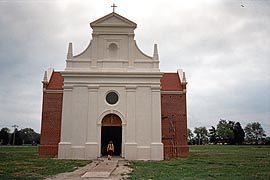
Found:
[106,91,119,105]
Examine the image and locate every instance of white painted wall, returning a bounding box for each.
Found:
[58,12,163,160]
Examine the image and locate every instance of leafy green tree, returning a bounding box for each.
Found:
[265,137,270,145]
[233,122,245,144]
[194,127,209,145]
[9,128,23,145]
[187,128,194,145]
[217,119,234,144]
[20,128,40,144]
[244,122,266,144]
[209,126,218,144]
[0,127,10,145]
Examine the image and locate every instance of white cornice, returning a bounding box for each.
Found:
[60,71,163,78]
[90,12,137,28]
[43,89,63,93]
[44,88,186,94]
[161,90,186,94]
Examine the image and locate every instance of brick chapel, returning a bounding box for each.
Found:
[39,11,189,160]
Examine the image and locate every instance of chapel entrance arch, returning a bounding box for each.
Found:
[101,114,122,156]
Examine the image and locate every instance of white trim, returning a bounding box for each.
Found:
[134,41,152,59]
[73,40,92,58]
[43,89,63,93]
[105,90,120,106]
[63,82,161,86]
[44,89,186,94]
[60,71,163,77]
[161,90,186,94]
[97,109,126,125]
[66,59,91,62]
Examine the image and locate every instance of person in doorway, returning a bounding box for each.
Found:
[107,140,114,160]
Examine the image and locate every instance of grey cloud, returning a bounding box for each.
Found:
[0,0,269,135]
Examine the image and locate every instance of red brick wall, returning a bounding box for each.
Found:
[39,92,62,155]
[161,93,189,158]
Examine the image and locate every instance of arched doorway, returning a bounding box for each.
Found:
[101,114,122,156]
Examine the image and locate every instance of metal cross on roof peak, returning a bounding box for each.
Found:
[111,3,117,13]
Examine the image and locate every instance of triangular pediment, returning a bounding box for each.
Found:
[90,12,137,28]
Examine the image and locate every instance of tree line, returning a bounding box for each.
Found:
[0,127,40,145]
[188,120,269,145]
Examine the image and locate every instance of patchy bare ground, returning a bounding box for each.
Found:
[109,160,132,180]
[45,158,132,180]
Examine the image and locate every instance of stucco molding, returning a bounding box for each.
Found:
[161,90,186,94]
[61,71,163,77]
[90,12,137,29]
[97,109,126,125]
[43,89,63,93]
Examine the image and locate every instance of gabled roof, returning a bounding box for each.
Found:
[90,12,137,28]
[160,73,183,91]
[46,72,63,89]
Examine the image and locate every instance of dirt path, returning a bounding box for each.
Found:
[45,157,132,180]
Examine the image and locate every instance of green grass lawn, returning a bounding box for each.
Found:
[0,146,90,180]
[130,145,270,180]
[1,145,269,180]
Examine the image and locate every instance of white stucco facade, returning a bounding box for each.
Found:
[58,12,163,160]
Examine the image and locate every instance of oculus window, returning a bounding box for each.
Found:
[106,91,119,105]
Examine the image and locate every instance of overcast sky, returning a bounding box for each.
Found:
[0,0,269,135]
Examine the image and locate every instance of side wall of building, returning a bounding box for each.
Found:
[39,71,63,155]
[161,93,189,158]
[39,92,62,155]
